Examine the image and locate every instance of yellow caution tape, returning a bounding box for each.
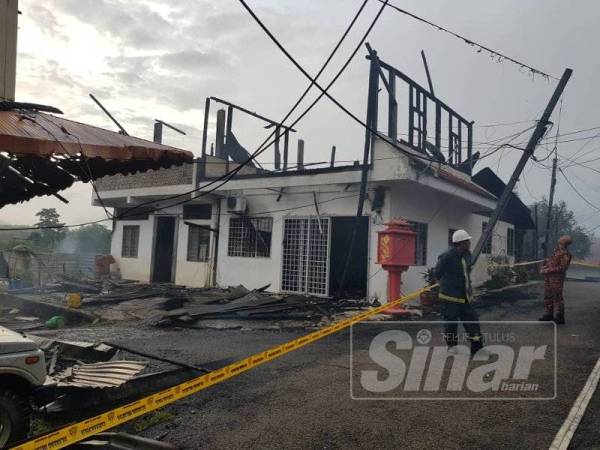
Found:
[490,259,600,269]
[572,260,600,268]
[12,286,435,450]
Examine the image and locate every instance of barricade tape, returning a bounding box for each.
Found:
[12,286,435,450]
[488,259,600,269]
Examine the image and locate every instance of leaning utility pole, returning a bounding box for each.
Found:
[471,68,572,264]
[543,156,558,258]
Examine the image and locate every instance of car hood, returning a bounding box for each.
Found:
[0,326,38,354]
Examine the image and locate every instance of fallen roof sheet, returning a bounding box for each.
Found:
[472,167,536,229]
[0,108,193,207]
[53,360,147,388]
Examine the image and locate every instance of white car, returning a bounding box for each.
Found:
[0,326,46,447]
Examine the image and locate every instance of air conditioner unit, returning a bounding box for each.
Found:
[226,196,247,213]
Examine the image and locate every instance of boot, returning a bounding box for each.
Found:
[554,313,565,325]
[538,313,554,322]
[470,336,484,356]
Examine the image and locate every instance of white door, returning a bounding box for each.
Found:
[281,217,330,296]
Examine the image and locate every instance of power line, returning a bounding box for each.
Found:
[376,0,556,80]
[80,0,378,223]
[119,0,426,219]
[4,0,383,229]
[558,168,600,212]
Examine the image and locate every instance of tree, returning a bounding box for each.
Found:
[530,199,593,259]
[30,208,66,250]
[69,224,111,254]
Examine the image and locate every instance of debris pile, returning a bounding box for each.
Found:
[0,306,45,331]
[6,273,374,330]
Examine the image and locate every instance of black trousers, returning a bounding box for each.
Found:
[442,301,482,347]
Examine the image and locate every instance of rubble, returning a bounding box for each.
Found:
[6,274,373,331]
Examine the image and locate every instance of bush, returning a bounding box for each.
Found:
[483,256,514,289]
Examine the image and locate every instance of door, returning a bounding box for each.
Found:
[329,217,369,298]
[281,217,330,296]
[152,216,176,282]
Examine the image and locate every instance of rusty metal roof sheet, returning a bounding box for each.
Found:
[52,360,147,388]
[0,109,193,207]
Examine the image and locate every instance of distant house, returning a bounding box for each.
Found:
[93,52,534,300]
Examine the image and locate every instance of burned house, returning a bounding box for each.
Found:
[93,50,533,299]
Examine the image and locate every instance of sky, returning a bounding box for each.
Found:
[1,0,600,233]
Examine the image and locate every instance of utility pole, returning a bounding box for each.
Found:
[336,47,379,298]
[543,156,558,258]
[533,203,539,260]
[472,68,572,264]
[0,0,18,101]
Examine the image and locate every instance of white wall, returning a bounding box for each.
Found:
[111,217,155,282]
[216,186,364,292]
[174,215,215,288]
[215,180,513,301]
[111,202,217,287]
[468,215,515,286]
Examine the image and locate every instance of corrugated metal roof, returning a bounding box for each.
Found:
[53,360,147,388]
[0,109,194,207]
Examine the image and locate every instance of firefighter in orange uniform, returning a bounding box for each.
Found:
[539,235,572,324]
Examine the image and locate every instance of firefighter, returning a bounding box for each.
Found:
[539,235,573,324]
[435,229,483,355]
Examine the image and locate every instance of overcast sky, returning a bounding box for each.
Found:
[1,0,600,233]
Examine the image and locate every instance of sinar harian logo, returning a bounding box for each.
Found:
[351,322,556,400]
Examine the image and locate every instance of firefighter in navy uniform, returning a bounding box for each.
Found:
[435,229,484,355]
[539,235,573,324]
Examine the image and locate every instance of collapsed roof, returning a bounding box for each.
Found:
[472,167,536,229]
[0,107,193,208]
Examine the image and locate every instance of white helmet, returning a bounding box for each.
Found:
[452,229,472,243]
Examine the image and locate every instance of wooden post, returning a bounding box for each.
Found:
[330,145,336,168]
[283,130,289,171]
[215,109,226,159]
[226,105,233,138]
[201,97,210,157]
[435,103,442,152]
[534,204,539,260]
[543,157,558,258]
[0,0,18,101]
[153,121,162,144]
[388,71,397,141]
[297,139,304,170]
[274,126,281,170]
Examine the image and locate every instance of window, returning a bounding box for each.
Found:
[122,225,140,258]
[481,222,492,254]
[507,228,515,256]
[183,204,212,220]
[187,225,210,262]
[228,217,273,258]
[409,221,428,266]
[448,228,457,247]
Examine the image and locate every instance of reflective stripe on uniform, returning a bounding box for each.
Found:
[461,257,471,302]
[438,293,467,304]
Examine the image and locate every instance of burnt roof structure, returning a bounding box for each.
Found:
[0,108,193,207]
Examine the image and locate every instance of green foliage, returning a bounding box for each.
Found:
[484,255,514,289]
[30,208,66,250]
[421,267,436,286]
[530,199,593,259]
[69,224,111,254]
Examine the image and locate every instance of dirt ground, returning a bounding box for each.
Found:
[39,281,600,449]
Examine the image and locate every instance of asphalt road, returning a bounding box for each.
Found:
[49,281,600,450]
